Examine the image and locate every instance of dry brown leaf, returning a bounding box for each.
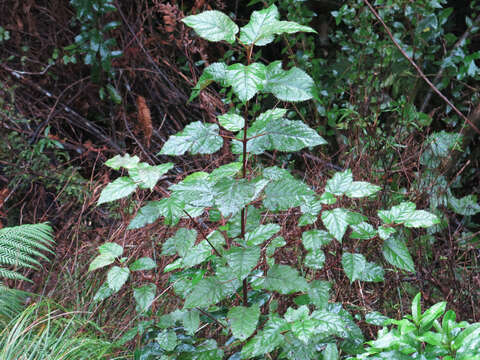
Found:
[137,96,153,147]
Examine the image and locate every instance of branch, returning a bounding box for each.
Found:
[362,0,480,135]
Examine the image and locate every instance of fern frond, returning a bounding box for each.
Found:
[0,223,54,282]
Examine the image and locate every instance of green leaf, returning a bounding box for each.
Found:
[106,83,122,104]
[263,168,315,211]
[382,237,415,272]
[365,311,391,326]
[93,282,115,302]
[307,280,331,309]
[169,228,196,258]
[264,264,308,294]
[218,113,244,131]
[245,223,280,246]
[213,178,256,217]
[239,4,315,46]
[170,177,215,208]
[239,4,279,46]
[134,283,157,312]
[105,154,140,170]
[449,194,480,216]
[190,62,228,101]
[182,241,213,268]
[305,249,325,269]
[325,169,353,196]
[183,276,228,308]
[182,11,239,43]
[420,131,463,166]
[321,208,350,242]
[129,257,157,271]
[182,310,200,335]
[106,266,130,292]
[323,343,339,360]
[128,163,173,190]
[411,293,422,325]
[378,225,396,240]
[342,253,366,283]
[226,63,266,102]
[99,242,124,257]
[89,254,116,271]
[350,222,377,240]
[156,196,186,226]
[241,315,287,358]
[128,201,163,229]
[155,330,177,351]
[345,181,381,198]
[266,236,286,257]
[453,324,480,351]
[378,202,439,228]
[420,301,446,331]
[263,61,315,102]
[225,246,260,280]
[302,230,333,251]
[160,121,223,156]
[319,192,337,205]
[228,305,261,341]
[359,261,384,282]
[209,162,242,181]
[97,176,137,205]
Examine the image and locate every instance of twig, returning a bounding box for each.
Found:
[362,0,480,135]
[420,14,480,113]
[182,210,222,257]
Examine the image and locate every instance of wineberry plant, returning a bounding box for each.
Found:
[91,5,442,358]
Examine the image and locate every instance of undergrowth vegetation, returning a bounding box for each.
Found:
[0,0,479,359]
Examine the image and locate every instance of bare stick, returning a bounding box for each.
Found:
[362,0,480,135]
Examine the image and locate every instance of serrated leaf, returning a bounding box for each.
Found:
[214,178,256,217]
[190,62,228,101]
[155,330,177,351]
[182,310,200,335]
[266,236,286,257]
[99,242,124,257]
[263,170,315,211]
[107,266,130,292]
[420,131,463,166]
[263,61,315,102]
[170,177,215,208]
[378,225,396,240]
[241,316,287,358]
[323,343,339,360]
[157,196,186,226]
[209,162,242,181]
[129,257,157,271]
[218,113,244,131]
[350,222,377,240]
[134,283,156,312]
[402,210,440,228]
[183,276,227,308]
[105,154,140,170]
[89,254,116,271]
[225,246,260,280]
[182,11,239,43]
[182,241,212,268]
[449,194,480,216]
[264,264,308,294]
[321,208,349,242]
[378,201,416,224]
[307,280,331,309]
[325,169,353,196]
[128,163,173,190]
[342,253,366,283]
[239,4,279,46]
[160,121,223,156]
[245,223,280,246]
[128,201,163,229]
[226,63,266,102]
[319,192,337,204]
[382,236,415,272]
[305,249,325,269]
[359,261,384,282]
[170,228,197,258]
[97,176,137,205]
[345,181,381,198]
[93,282,114,302]
[228,305,260,341]
[302,230,333,251]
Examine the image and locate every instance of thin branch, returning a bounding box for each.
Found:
[362,0,480,135]
[420,14,480,113]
